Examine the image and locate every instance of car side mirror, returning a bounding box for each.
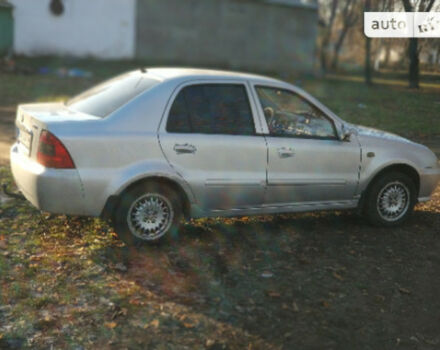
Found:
[338,124,355,142]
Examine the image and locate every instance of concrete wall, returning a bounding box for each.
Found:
[9,0,136,58]
[136,0,318,73]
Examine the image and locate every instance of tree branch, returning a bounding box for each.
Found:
[426,0,436,12]
[401,0,412,12]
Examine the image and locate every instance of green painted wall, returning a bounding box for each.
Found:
[0,6,13,55]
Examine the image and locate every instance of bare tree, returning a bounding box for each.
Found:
[375,0,395,70]
[401,0,437,88]
[319,0,339,72]
[364,0,395,83]
[330,0,359,70]
[365,0,372,84]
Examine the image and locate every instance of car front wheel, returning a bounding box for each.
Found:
[364,172,416,227]
[113,182,182,245]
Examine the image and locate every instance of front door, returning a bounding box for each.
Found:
[159,82,267,211]
[254,86,360,205]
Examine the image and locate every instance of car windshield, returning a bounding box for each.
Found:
[66,72,160,118]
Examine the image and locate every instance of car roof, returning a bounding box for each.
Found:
[142,67,283,85]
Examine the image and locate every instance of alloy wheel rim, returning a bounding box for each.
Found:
[376,181,410,222]
[127,193,173,241]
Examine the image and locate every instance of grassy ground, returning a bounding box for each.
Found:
[1,58,440,349]
[301,77,440,139]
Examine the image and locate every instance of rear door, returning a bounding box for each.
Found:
[158,81,267,211]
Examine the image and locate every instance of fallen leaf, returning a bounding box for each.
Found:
[410,336,419,343]
[292,302,299,312]
[105,322,117,329]
[206,339,215,347]
[129,298,144,306]
[321,300,330,308]
[399,287,411,295]
[0,240,7,250]
[333,271,344,281]
[183,321,198,328]
[114,263,127,272]
[266,291,281,298]
[148,319,160,328]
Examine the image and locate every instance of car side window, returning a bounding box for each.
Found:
[166,84,255,135]
[167,93,192,133]
[255,86,337,139]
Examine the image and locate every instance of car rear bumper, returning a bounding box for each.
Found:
[10,143,86,215]
[418,166,440,202]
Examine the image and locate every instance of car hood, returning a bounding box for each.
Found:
[349,123,439,168]
[349,124,414,145]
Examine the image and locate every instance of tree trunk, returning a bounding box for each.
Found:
[408,37,419,88]
[319,0,338,73]
[436,45,440,68]
[365,37,372,85]
[401,0,435,88]
[330,0,357,71]
[320,38,330,73]
[330,29,348,70]
[383,41,391,67]
[365,0,372,84]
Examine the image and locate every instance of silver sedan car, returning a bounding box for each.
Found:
[10,68,440,244]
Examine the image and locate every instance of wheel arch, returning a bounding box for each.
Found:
[101,175,192,220]
[359,163,420,211]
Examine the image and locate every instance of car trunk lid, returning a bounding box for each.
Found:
[15,103,99,160]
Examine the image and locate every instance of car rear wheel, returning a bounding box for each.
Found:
[364,172,416,227]
[113,182,182,245]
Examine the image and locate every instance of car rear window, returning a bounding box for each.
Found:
[167,84,255,135]
[66,73,160,118]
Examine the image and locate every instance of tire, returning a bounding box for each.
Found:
[364,171,416,227]
[113,182,183,245]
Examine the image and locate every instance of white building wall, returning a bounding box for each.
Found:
[9,0,136,58]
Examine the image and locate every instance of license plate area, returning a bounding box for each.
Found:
[18,128,33,156]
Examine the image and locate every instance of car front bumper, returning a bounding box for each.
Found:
[10,143,86,215]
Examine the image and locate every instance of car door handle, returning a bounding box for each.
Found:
[277,147,295,158]
[173,143,197,154]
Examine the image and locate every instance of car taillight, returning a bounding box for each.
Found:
[37,130,75,169]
